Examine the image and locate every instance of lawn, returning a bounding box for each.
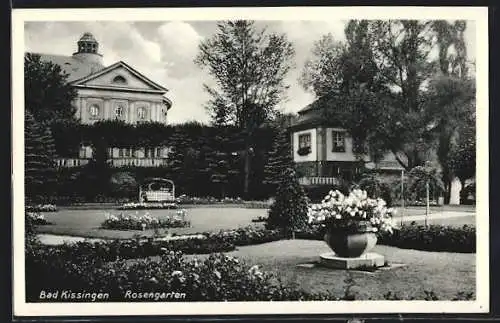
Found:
[35,205,476,239]
[37,207,265,239]
[185,239,476,300]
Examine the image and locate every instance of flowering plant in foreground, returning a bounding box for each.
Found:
[101,210,189,230]
[307,189,395,234]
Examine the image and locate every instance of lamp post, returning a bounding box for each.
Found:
[425,179,430,227]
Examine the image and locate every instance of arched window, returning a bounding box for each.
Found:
[115,104,124,118]
[112,75,127,85]
[89,104,100,118]
[137,106,147,120]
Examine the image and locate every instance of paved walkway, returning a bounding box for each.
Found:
[397,210,474,223]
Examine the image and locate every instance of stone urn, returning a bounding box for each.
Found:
[324,221,378,258]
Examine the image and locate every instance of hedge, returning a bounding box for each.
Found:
[295,223,476,253]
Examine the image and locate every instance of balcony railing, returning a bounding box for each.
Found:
[54,158,168,168]
[110,158,168,168]
[298,176,340,186]
[55,158,90,167]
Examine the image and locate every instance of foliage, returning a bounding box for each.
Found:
[26,212,52,225]
[25,111,57,201]
[377,223,475,253]
[300,20,474,171]
[195,20,295,198]
[407,164,445,201]
[307,189,395,234]
[266,168,309,235]
[109,172,138,198]
[354,171,393,206]
[460,181,476,205]
[296,222,475,253]
[263,128,294,189]
[24,53,78,126]
[26,204,58,212]
[448,120,476,186]
[101,210,189,231]
[118,202,179,210]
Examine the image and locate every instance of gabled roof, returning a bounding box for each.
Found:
[34,53,105,82]
[70,61,168,92]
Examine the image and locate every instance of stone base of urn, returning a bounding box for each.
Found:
[319,252,385,270]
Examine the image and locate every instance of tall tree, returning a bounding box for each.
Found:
[428,20,475,204]
[301,20,467,171]
[24,53,78,126]
[263,128,294,192]
[25,111,57,201]
[195,20,295,198]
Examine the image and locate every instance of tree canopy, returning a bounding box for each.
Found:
[195,20,295,197]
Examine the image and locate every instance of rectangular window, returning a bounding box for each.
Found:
[118,149,124,158]
[124,148,131,158]
[298,133,311,149]
[332,131,346,152]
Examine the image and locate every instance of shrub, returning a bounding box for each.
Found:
[377,223,475,253]
[26,204,58,212]
[109,171,138,198]
[26,212,52,225]
[101,211,189,231]
[354,171,393,206]
[118,202,179,210]
[26,244,476,302]
[251,216,268,223]
[295,223,475,253]
[266,168,309,236]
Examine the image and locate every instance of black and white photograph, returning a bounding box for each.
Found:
[12,6,489,316]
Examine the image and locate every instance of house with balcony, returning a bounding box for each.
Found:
[290,95,403,186]
[30,32,173,168]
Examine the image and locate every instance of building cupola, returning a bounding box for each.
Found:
[72,32,104,67]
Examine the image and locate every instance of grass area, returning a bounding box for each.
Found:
[35,205,475,239]
[185,239,476,300]
[37,208,265,239]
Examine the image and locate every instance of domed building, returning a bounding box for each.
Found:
[31,32,173,168]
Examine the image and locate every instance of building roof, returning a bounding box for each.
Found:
[35,53,105,83]
[290,92,347,131]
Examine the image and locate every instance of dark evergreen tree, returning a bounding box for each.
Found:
[266,168,309,237]
[207,132,233,198]
[25,111,57,201]
[24,53,78,126]
[168,129,193,194]
[263,128,294,191]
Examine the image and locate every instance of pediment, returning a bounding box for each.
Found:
[71,61,167,92]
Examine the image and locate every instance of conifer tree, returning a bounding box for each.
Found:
[25,111,57,201]
[168,130,192,194]
[266,168,309,237]
[263,129,294,191]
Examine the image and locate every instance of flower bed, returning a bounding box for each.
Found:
[26,204,58,212]
[26,212,52,225]
[26,242,475,302]
[101,210,189,231]
[118,202,179,210]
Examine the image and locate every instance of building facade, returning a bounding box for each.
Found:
[289,96,403,186]
[32,32,173,168]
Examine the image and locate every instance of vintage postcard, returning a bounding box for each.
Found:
[12,6,489,317]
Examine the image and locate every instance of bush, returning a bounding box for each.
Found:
[109,171,138,198]
[118,202,179,210]
[26,212,52,225]
[101,211,189,231]
[266,168,309,236]
[377,223,475,253]
[295,223,475,253]
[354,171,393,206]
[26,243,475,302]
[26,204,58,212]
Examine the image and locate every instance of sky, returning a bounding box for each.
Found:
[24,20,476,124]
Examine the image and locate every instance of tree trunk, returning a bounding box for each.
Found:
[449,176,462,205]
[244,148,251,199]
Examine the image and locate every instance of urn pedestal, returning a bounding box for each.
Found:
[320,225,385,270]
